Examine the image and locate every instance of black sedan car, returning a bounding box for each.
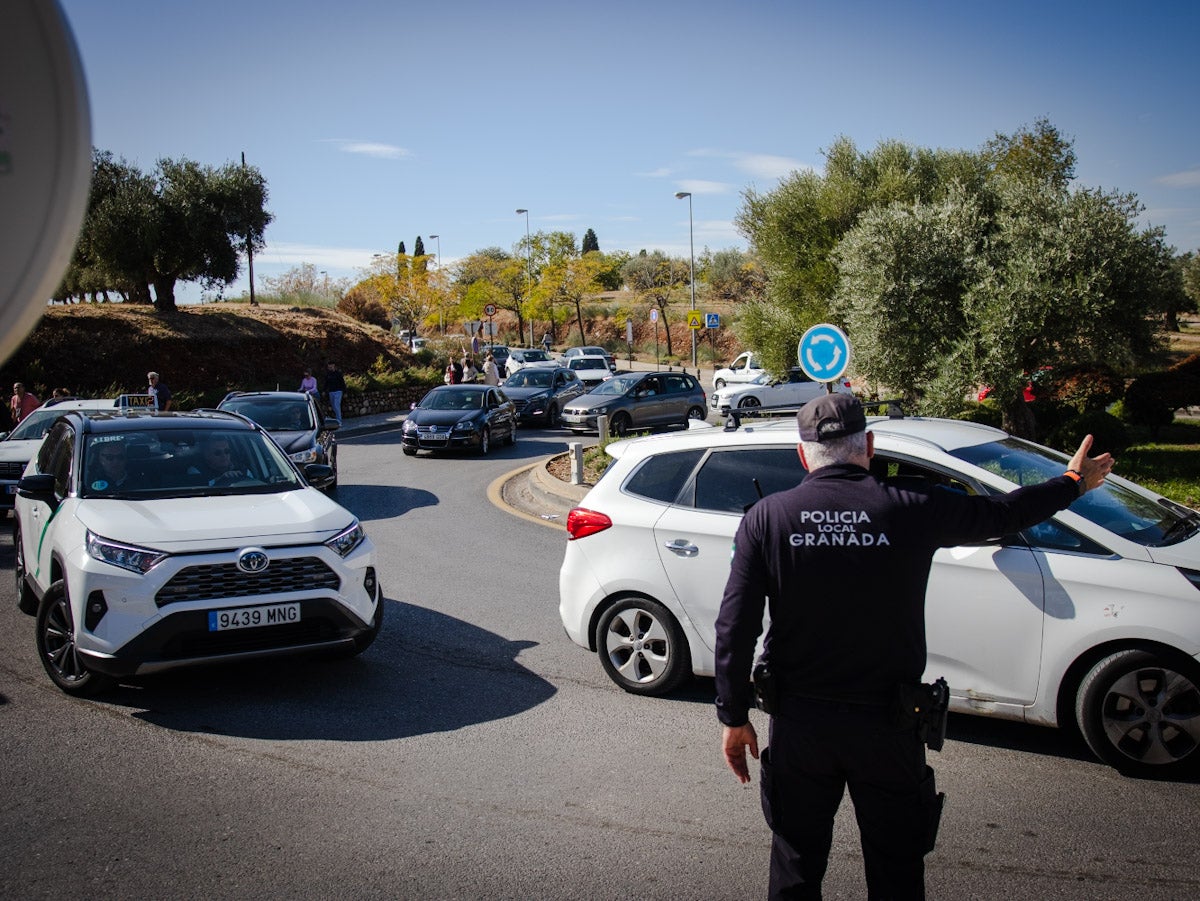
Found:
[560,371,708,436]
[217,391,339,490]
[401,385,517,456]
[502,366,587,426]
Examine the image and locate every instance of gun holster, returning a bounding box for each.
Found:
[895,677,950,751]
[752,661,778,715]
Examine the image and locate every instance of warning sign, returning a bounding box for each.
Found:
[686,310,704,330]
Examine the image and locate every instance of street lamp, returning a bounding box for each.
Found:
[675,191,696,369]
[516,209,532,346]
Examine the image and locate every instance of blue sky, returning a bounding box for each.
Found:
[58,0,1200,303]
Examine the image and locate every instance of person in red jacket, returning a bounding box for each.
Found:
[10,382,40,425]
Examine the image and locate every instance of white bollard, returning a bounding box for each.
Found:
[569,441,584,485]
[597,414,608,441]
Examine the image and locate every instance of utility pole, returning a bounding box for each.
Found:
[243,151,256,305]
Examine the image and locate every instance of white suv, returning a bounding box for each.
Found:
[14,409,382,695]
[559,407,1200,777]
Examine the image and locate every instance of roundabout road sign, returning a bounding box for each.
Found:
[797,323,851,383]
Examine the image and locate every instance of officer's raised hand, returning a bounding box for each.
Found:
[1066,434,1115,494]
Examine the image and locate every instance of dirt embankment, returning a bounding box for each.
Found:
[0,303,414,410]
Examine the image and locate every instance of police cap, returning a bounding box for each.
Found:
[797,393,866,442]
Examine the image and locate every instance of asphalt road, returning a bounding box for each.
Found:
[1,425,1198,900]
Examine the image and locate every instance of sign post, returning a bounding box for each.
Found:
[651,308,660,370]
[797,323,851,393]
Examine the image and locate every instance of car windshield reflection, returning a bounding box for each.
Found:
[951,437,1183,546]
[506,371,552,388]
[422,389,484,410]
[591,375,639,396]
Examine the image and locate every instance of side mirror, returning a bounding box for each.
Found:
[304,463,333,483]
[17,472,59,507]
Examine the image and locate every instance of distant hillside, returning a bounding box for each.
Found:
[1,303,415,409]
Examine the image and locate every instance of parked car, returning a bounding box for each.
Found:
[559,408,1200,777]
[217,390,339,491]
[13,409,381,695]
[401,384,517,455]
[0,397,120,515]
[566,355,614,387]
[709,367,853,414]
[562,345,616,372]
[712,350,765,389]
[560,371,708,436]
[501,366,586,425]
[505,347,557,376]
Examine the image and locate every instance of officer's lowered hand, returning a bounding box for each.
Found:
[722,723,759,784]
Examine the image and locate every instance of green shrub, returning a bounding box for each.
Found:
[952,401,1003,428]
[1045,410,1131,456]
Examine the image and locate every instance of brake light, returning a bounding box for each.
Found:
[566,507,612,540]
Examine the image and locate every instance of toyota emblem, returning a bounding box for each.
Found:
[237,548,270,573]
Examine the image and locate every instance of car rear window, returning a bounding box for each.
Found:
[691,447,806,513]
[623,449,705,503]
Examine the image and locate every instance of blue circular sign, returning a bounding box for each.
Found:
[797,324,851,383]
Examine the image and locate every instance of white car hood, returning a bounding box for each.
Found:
[1146,530,1200,569]
[0,438,41,466]
[75,490,352,551]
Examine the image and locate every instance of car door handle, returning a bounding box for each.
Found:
[663,538,699,557]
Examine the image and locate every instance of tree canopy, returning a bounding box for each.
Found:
[61,150,272,311]
[735,120,1179,436]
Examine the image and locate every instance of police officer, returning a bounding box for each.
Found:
[715,393,1114,900]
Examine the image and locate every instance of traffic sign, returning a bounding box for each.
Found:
[484,303,497,317]
[686,310,704,330]
[797,323,851,383]
[705,312,720,329]
[650,309,659,322]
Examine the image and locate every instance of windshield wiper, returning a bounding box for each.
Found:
[1160,511,1200,545]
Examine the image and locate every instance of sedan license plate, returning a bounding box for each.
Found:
[208,602,300,631]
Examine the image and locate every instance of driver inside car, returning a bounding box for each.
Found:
[187,435,253,486]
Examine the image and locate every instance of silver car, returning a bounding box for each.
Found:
[560,371,708,436]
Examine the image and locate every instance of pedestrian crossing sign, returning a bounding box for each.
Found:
[687,310,704,329]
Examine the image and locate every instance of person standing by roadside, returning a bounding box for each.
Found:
[298,368,318,396]
[147,371,172,411]
[716,393,1114,900]
[462,355,478,384]
[324,361,346,423]
[10,382,39,425]
[541,332,552,352]
[482,353,500,386]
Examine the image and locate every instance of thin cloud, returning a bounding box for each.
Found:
[676,179,732,195]
[259,242,381,270]
[1158,169,1200,188]
[735,153,810,180]
[328,140,412,160]
[636,167,673,178]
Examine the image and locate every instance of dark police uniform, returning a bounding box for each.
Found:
[715,395,1085,899]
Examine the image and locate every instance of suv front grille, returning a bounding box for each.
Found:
[0,461,26,479]
[156,556,340,606]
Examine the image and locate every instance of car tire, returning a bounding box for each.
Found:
[686,405,707,424]
[1075,648,1200,777]
[714,378,726,389]
[609,413,631,438]
[737,396,761,409]
[14,524,38,615]
[402,446,418,456]
[595,597,691,696]
[479,427,491,456]
[36,580,115,696]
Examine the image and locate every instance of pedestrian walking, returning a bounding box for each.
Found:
[298,368,318,396]
[147,371,172,411]
[482,353,500,386]
[324,361,346,423]
[716,393,1114,900]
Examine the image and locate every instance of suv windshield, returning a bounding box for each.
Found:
[506,370,553,388]
[221,397,315,431]
[951,437,1187,547]
[81,428,303,498]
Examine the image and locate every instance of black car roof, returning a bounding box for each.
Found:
[220,391,312,403]
[65,409,254,435]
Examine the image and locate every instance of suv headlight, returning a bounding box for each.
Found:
[326,521,365,557]
[87,531,169,574]
[290,447,320,464]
